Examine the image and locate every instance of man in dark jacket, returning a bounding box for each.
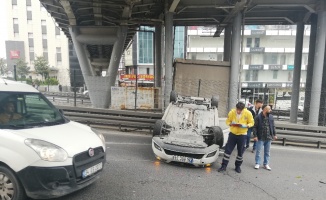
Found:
[253,105,277,170]
[246,99,263,152]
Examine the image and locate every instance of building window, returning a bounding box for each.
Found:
[174,26,185,59]
[55,27,60,36]
[56,47,61,53]
[146,68,150,75]
[264,53,278,64]
[12,0,17,5]
[273,70,278,79]
[41,20,46,26]
[254,38,260,47]
[245,54,251,65]
[245,70,259,81]
[27,11,32,20]
[137,27,154,64]
[43,47,48,52]
[280,54,286,65]
[29,47,34,52]
[246,38,252,48]
[28,32,33,38]
[26,0,32,6]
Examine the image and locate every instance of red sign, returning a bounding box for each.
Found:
[10,50,20,59]
[120,74,154,81]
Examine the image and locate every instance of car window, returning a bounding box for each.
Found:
[0,92,67,129]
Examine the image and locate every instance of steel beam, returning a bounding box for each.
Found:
[228,12,242,111]
[155,24,162,87]
[223,25,232,62]
[309,11,326,126]
[290,20,304,123]
[303,14,317,123]
[164,12,174,108]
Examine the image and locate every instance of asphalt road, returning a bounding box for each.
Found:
[39,129,326,200]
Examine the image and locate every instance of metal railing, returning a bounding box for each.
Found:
[57,106,326,148]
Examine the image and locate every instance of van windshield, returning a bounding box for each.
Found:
[0,92,68,129]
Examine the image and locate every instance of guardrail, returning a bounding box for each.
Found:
[56,105,163,131]
[57,106,325,149]
[274,122,326,149]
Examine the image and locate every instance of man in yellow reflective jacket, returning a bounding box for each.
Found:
[218,102,254,173]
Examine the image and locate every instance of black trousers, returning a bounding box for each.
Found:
[221,133,246,167]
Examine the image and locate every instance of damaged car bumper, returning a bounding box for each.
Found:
[152,137,219,167]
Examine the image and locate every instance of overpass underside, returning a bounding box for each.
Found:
[40,0,326,125]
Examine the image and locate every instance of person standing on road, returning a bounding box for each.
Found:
[253,105,277,171]
[246,99,263,152]
[218,102,254,173]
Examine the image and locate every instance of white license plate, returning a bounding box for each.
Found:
[172,155,194,164]
[82,162,103,178]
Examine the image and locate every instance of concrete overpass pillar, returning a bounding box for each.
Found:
[318,44,326,125]
[155,24,162,87]
[164,12,174,108]
[223,25,232,62]
[309,11,326,126]
[303,14,317,123]
[228,13,242,111]
[290,20,304,123]
[69,27,94,76]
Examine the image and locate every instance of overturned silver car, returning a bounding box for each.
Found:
[152,92,227,167]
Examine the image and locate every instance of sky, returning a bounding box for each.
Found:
[0,0,8,59]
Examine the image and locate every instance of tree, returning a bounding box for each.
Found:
[16,58,30,78]
[0,58,7,75]
[34,56,50,80]
[44,77,59,85]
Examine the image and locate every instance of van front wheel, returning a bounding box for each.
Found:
[0,166,26,200]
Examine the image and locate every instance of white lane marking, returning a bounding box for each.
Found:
[106,142,151,145]
[272,145,326,154]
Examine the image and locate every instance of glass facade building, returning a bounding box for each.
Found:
[137,27,154,65]
[174,26,185,59]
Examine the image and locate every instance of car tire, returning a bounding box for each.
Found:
[0,165,26,200]
[211,96,219,108]
[170,91,178,103]
[210,126,224,148]
[153,120,166,137]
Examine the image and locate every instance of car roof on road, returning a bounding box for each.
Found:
[0,78,39,93]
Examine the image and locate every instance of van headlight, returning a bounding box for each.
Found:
[91,128,106,149]
[25,139,68,162]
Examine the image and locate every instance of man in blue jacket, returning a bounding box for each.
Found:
[253,105,277,170]
[246,99,263,152]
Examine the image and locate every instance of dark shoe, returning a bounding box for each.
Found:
[252,148,255,153]
[235,166,241,173]
[218,166,226,172]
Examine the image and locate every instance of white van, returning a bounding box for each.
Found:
[0,79,106,199]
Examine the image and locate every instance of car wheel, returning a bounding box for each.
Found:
[0,165,26,200]
[210,126,224,148]
[211,96,219,108]
[170,91,178,103]
[153,120,166,137]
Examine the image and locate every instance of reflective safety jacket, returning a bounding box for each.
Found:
[225,108,254,135]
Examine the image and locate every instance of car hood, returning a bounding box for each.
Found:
[6,121,104,157]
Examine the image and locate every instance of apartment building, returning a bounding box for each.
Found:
[5,0,70,86]
[187,25,310,107]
